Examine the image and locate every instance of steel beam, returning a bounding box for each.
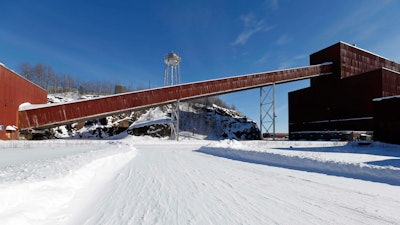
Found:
[18,64,333,130]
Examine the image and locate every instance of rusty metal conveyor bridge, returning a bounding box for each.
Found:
[18,64,332,130]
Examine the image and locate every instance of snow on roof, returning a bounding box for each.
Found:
[6,125,18,131]
[381,67,400,74]
[18,102,50,111]
[373,95,400,102]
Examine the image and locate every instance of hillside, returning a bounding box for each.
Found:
[47,93,260,140]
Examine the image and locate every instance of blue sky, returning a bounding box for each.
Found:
[1,0,400,133]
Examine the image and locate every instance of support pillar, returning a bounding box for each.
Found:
[260,83,276,140]
[170,100,180,141]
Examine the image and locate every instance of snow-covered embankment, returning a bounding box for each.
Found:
[0,140,137,224]
[198,140,400,185]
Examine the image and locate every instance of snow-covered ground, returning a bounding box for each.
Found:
[1,137,400,224]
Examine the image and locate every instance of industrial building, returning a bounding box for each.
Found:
[1,42,399,144]
[289,42,400,144]
[0,64,47,140]
[373,96,400,144]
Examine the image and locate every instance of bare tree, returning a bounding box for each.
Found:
[17,62,138,96]
[44,65,54,91]
[34,63,45,88]
[19,62,33,80]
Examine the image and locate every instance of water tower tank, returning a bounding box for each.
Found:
[164,53,181,66]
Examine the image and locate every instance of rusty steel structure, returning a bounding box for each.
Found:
[2,41,398,143]
[259,84,276,139]
[289,42,400,141]
[18,64,333,130]
[0,64,47,140]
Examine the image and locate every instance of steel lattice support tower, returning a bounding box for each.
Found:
[260,83,276,140]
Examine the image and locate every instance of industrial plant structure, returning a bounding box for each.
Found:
[0,64,47,140]
[1,42,399,143]
[289,42,400,144]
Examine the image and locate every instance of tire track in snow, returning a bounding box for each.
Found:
[69,141,400,225]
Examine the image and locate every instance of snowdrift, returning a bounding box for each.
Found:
[0,140,137,224]
[197,140,400,185]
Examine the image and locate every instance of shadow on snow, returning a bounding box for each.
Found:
[195,143,400,186]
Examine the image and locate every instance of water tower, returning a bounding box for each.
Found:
[164,52,181,140]
[164,52,181,86]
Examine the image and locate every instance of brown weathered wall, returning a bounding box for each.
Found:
[289,69,383,133]
[290,42,400,138]
[0,64,47,140]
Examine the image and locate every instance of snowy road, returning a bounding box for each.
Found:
[1,138,400,224]
[65,139,400,225]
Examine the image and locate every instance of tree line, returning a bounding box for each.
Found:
[18,62,134,95]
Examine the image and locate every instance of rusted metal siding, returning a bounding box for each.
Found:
[310,42,400,80]
[310,42,342,78]
[381,68,400,97]
[290,69,384,132]
[19,64,333,130]
[373,96,400,144]
[0,64,47,140]
[340,43,400,78]
[290,42,400,137]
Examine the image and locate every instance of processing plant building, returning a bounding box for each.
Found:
[0,64,47,140]
[0,42,399,144]
[289,42,400,144]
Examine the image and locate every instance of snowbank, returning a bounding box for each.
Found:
[128,106,170,129]
[0,140,137,224]
[198,140,400,185]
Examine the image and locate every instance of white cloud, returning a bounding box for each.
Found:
[232,13,272,46]
[317,1,395,43]
[293,54,307,60]
[232,26,262,45]
[369,34,400,63]
[276,35,289,45]
[254,54,270,65]
[266,0,279,10]
[278,61,293,70]
[277,54,308,69]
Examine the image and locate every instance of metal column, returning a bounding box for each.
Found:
[170,100,180,141]
[260,83,276,140]
[164,63,180,87]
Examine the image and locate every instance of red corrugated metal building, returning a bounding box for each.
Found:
[289,42,400,141]
[0,64,47,140]
[373,96,400,145]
